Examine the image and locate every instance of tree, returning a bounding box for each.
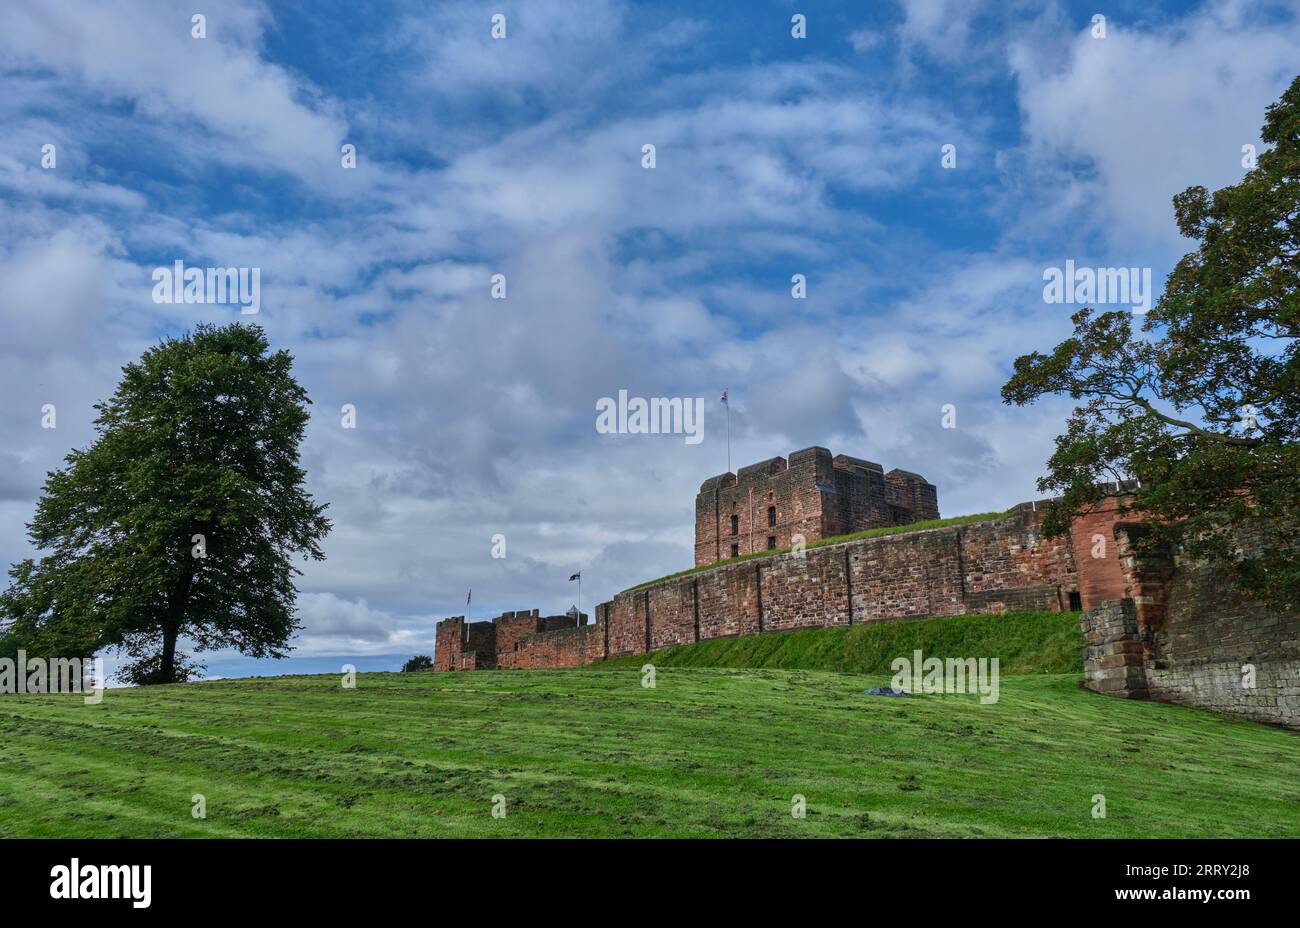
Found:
[401,655,434,673]
[1003,75,1299,612]
[0,323,331,683]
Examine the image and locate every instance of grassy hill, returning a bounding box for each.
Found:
[1,662,1298,838]
[598,611,1085,675]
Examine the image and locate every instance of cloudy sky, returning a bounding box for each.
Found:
[1,0,1296,678]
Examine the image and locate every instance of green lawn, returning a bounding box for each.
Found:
[1,663,1297,837]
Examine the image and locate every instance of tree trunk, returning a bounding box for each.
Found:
[160,568,194,684]
[160,622,179,684]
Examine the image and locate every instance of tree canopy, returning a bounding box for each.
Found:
[1003,75,1299,611]
[0,323,331,683]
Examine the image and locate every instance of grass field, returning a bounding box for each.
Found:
[1,660,1298,837]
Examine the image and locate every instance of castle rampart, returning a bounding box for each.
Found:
[1080,521,1300,729]
[434,497,1134,672]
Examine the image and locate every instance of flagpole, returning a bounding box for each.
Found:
[725,390,731,474]
[578,574,582,627]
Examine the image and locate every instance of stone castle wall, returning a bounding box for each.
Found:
[437,499,1134,672]
[1080,523,1300,729]
[693,447,939,567]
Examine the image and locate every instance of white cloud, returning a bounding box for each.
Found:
[1011,1,1300,247]
[0,0,350,186]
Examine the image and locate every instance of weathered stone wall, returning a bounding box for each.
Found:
[606,589,647,657]
[647,576,696,650]
[1080,527,1300,729]
[504,622,606,670]
[433,616,464,671]
[1079,600,1149,698]
[761,543,852,631]
[495,610,545,657]
[849,527,963,620]
[436,500,1103,672]
[434,616,498,671]
[696,561,762,639]
[1147,557,1300,728]
[693,447,939,567]
[1069,497,1132,609]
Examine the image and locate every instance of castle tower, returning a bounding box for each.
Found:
[693,447,939,567]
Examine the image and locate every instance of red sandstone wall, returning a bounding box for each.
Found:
[606,589,647,657]
[509,626,588,669]
[696,560,761,639]
[960,507,1078,612]
[506,618,608,670]
[850,528,964,620]
[1069,497,1131,610]
[434,618,461,671]
[437,502,1121,672]
[495,612,540,658]
[760,544,851,631]
[1082,523,1300,729]
[647,576,696,650]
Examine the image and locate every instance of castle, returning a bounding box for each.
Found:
[436,446,1105,673]
[694,447,938,566]
[432,448,1300,730]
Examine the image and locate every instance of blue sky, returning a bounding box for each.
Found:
[1,0,1297,680]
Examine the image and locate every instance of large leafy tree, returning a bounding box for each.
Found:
[1003,75,1299,612]
[0,323,331,683]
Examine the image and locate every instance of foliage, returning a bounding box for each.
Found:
[1003,76,1300,611]
[0,323,331,682]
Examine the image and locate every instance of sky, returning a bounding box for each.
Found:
[1,0,1297,680]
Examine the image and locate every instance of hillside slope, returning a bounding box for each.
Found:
[2,665,1297,838]
[598,610,1084,675]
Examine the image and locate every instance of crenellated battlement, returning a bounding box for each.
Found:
[434,609,589,671]
[695,447,939,567]
[431,454,1145,674]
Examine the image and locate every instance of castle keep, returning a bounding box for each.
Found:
[695,447,938,566]
[435,450,1117,677]
[436,499,1095,673]
[431,456,1299,730]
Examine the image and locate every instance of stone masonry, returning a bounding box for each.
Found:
[1080,523,1300,730]
[435,497,1134,672]
[694,447,939,567]
[437,474,1298,729]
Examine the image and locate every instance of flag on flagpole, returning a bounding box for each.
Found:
[720,389,728,404]
[466,589,472,606]
[568,572,581,582]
